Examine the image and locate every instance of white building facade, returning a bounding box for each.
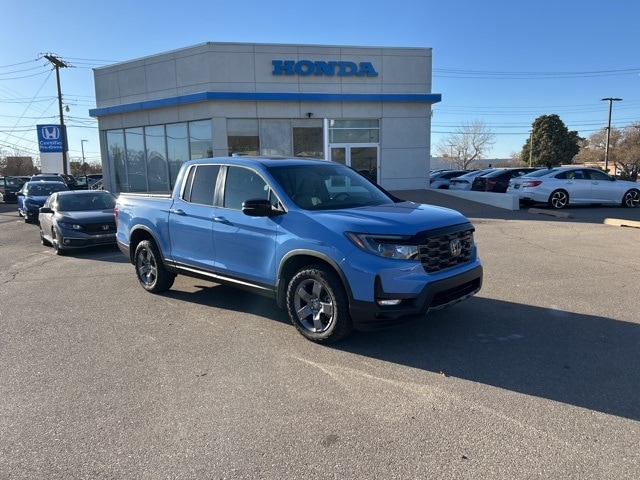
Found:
[90,42,440,193]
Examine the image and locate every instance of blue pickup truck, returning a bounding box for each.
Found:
[115,156,482,343]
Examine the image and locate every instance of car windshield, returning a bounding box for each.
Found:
[268,163,393,210]
[56,193,116,211]
[27,184,67,196]
[36,176,61,180]
[5,177,24,186]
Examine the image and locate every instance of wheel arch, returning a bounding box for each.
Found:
[276,250,352,309]
[128,226,162,264]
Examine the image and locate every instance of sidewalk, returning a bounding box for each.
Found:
[390,189,520,219]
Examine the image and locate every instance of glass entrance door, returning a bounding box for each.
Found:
[330,144,379,183]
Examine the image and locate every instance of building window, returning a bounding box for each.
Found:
[227,119,259,156]
[105,119,212,193]
[125,127,146,192]
[293,124,323,158]
[145,125,168,191]
[329,119,380,143]
[227,118,324,158]
[189,120,213,159]
[167,123,189,189]
[107,130,126,193]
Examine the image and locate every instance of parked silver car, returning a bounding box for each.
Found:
[507,167,640,209]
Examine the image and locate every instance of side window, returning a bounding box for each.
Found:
[223,166,269,210]
[587,169,610,181]
[184,165,220,205]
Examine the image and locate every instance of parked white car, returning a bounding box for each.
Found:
[428,170,470,189]
[448,169,496,191]
[507,166,640,209]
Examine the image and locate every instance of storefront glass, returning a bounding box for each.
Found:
[105,120,212,193]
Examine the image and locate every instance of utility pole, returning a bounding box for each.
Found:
[601,97,622,173]
[44,54,69,175]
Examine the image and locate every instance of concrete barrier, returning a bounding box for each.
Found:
[433,189,520,210]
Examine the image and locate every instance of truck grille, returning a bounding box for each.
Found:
[419,228,474,274]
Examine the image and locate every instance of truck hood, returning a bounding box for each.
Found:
[308,201,471,234]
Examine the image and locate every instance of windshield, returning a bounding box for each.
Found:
[26,183,67,196]
[268,163,393,210]
[56,193,116,211]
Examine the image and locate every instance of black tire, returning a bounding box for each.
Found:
[621,189,640,208]
[286,264,353,343]
[134,240,175,293]
[51,228,65,255]
[548,190,569,209]
[39,227,51,246]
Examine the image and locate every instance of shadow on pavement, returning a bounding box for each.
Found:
[159,283,640,422]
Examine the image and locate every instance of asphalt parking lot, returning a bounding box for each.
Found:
[0,195,638,479]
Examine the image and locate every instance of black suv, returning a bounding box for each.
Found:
[471,167,539,193]
[0,176,26,202]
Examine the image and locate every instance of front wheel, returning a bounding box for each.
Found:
[548,190,569,209]
[134,240,175,293]
[286,264,353,343]
[51,228,65,255]
[622,189,640,208]
[39,227,51,246]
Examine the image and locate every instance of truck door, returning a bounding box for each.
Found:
[167,164,219,271]
[212,166,279,286]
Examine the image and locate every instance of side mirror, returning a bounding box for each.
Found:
[39,207,53,214]
[242,198,279,217]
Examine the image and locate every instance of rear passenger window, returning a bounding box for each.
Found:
[183,165,220,205]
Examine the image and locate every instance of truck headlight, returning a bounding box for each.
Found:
[346,233,419,260]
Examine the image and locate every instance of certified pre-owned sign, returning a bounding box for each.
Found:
[37,124,64,153]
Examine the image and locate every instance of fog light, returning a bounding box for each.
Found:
[64,239,71,245]
[377,299,402,306]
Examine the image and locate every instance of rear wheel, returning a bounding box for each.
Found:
[134,240,175,293]
[286,264,353,343]
[622,189,640,208]
[548,190,569,209]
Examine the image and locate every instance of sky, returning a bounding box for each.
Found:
[1,0,639,166]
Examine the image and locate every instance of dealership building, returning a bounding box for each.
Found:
[89,42,440,193]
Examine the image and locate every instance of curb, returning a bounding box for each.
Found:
[528,208,574,219]
[604,218,640,229]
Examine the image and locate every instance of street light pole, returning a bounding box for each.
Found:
[80,139,88,175]
[601,97,622,173]
[528,130,533,167]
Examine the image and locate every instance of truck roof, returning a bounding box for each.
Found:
[185,156,332,169]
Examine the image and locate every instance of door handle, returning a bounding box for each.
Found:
[170,208,186,215]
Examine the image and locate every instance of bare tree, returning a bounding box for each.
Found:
[435,120,496,169]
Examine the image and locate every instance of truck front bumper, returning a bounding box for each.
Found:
[348,264,483,331]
